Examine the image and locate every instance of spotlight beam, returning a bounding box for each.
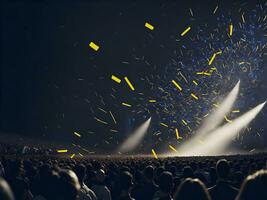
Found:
[176,80,240,153]
[179,101,266,156]
[119,117,151,153]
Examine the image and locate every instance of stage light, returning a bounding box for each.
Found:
[177,101,266,156]
[119,117,151,153]
[175,80,240,153]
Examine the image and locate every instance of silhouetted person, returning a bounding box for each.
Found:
[208,159,238,200]
[175,178,211,200]
[117,171,135,200]
[141,165,158,200]
[58,169,81,200]
[74,164,97,200]
[153,171,173,200]
[5,160,33,200]
[236,169,267,200]
[91,169,111,200]
[0,177,15,200]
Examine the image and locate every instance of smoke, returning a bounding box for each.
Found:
[177,101,266,156]
[119,117,151,153]
[176,80,240,153]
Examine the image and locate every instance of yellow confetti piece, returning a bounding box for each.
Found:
[224,116,233,123]
[74,132,81,137]
[89,42,99,51]
[208,53,216,65]
[175,128,182,140]
[181,26,191,36]
[94,117,108,125]
[169,145,177,152]
[203,72,212,76]
[57,149,68,153]
[124,77,135,91]
[111,75,121,83]
[149,100,156,103]
[172,80,182,91]
[122,102,132,107]
[191,93,199,100]
[229,24,233,36]
[160,122,168,127]
[109,111,116,124]
[145,22,154,30]
[70,154,75,159]
[182,119,187,126]
[193,80,198,86]
[151,149,158,159]
[196,72,212,76]
[216,50,222,55]
[213,5,218,14]
[232,109,240,113]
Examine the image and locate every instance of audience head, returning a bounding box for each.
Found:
[0,178,14,200]
[175,178,211,200]
[73,164,86,183]
[120,171,133,191]
[58,169,80,200]
[158,171,173,194]
[144,165,154,181]
[182,166,194,178]
[216,159,230,179]
[95,169,106,183]
[236,169,267,200]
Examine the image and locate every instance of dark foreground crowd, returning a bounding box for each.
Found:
[0,153,266,200]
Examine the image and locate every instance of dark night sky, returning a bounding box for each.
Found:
[1,0,266,152]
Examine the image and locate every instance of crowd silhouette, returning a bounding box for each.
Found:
[0,151,266,200]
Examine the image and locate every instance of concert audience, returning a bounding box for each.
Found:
[0,151,266,200]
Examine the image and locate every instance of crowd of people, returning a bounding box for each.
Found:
[0,153,266,200]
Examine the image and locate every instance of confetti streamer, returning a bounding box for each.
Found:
[213,5,218,14]
[181,26,191,36]
[149,100,156,103]
[57,149,68,153]
[78,153,84,157]
[160,122,168,127]
[74,132,81,137]
[191,93,199,100]
[193,80,198,86]
[70,154,75,159]
[124,77,135,91]
[208,53,216,65]
[172,80,182,91]
[89,42,99,51]
[145,22,154,30]
[122,102,132,107]
[241,13,245,23]
[169,145,178,152]
[111,75,121,83]
[232,110,240,113]
[109,111,117,124]
[94,117,108,125]
[182,119,188,126]
[175,128,182,139]
[229,23,233,36]
[224,115,233,123]
[151,149,158,159]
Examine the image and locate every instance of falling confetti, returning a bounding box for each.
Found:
[89,42,99,51]
[145,22,154,30]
